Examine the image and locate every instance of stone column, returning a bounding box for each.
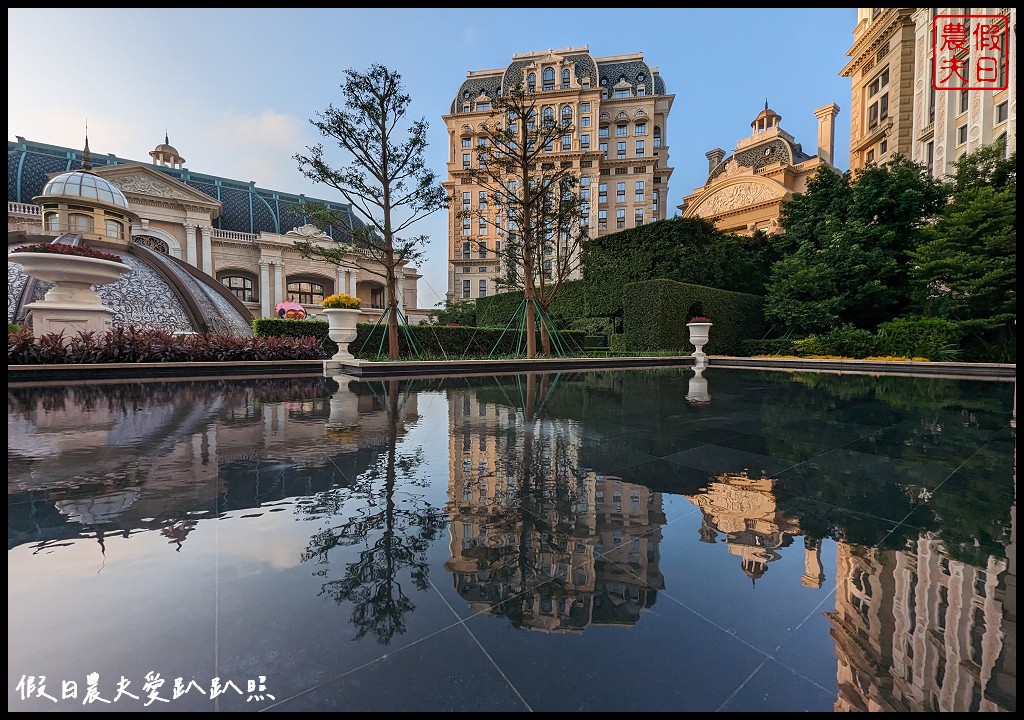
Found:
[350,267,360,301]
[183,223,197,267]
[200,225,213,275]
[259,260,272,318]
[813,103,840,167]
[273,261,284,306]
[337,266,346,297]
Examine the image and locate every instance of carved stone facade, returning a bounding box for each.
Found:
[678,103,839,236]
[841,8,1014,179]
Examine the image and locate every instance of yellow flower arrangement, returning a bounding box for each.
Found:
[322,292,362,309]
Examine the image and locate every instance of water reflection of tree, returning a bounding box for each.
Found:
[298,380,447,644]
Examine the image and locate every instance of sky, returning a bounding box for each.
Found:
[7,8,856,310]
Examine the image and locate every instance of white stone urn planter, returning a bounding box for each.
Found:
[686,319,713,362]
[10,252,132,335]
[324,308,361,360]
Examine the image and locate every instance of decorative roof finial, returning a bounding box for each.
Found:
[165,130,169,145]
[82,120,93,172]
[765,98,769,111]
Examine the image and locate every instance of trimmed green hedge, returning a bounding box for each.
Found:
[622,279,766,355]
[253,317,337,355]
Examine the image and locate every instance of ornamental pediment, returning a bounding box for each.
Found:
[685,178,786,218]
[93,164,222,211]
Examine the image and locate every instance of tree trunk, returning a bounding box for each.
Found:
[539,322,552,356]
[385,259,399,360]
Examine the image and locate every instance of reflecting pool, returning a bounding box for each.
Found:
[7,367,1016,712]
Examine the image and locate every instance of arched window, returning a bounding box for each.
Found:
[561,105,573,126]
[542,67,555,90]
[561,69,571,88]
[44,212,60,232]
[527,72,536,92]
[104,219,124,240]
[542,106,554,126]
[221,275,257,303]
[287,280,325,305]
[69,213,93,233]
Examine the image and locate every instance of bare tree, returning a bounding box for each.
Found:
[459,85,589,357]
[294,64,448,359]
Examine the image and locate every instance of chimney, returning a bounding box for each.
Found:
[705,148,726,174]
[813,103,840,166]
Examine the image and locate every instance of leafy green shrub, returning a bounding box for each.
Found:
[740,338,796,356]
[876,316,961,362]
[8,322,21,334]
[791,325,879,358]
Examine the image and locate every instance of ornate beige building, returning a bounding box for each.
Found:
[908,8,1015,178]
[8,135,426,331]
[841,8,1015,178]
[678,102,840,235]
[442,46,674,301]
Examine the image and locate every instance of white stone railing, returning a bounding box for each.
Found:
[9,202,41,216]
[212,228,258,243]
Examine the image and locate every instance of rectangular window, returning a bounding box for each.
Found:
[462,241,470,259]
[635,140,645,157]
[478,217,487,235]
[616,182,626,202]
[581,102,590,112]
[617,141,626,159]
[461,137,471,149]
[462,191,471,210]
[478,241,487,258]
[598,126,609,138]
[598,183,607,203]
[634,208,644,226]
[880,139,888,155]
[959,89,969,114]
[926,141,934,175]
[478,191,487,208]
[599,142,608,159]
[462,280,471,298]
[634,122,647,135]
[616,208,626,229]
[652,190,659,211]
[957,124,967,145]
[561,135,572,151]
[581,116,590,127]
[462,153,471,169]
[866,149,875,164]
[478,279,487,297]
[634,180,645,202]
[580,133,590,150]
[478,266,486,273]
[996,101,1008,123]
[580,187,590,201]
[616,124,628,137]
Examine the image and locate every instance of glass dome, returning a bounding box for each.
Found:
[40,171,130,209]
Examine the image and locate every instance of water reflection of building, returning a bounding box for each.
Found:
[443,389,665,632]
[688,472,825,588]
[7,379,417,553]
[828,536,1014,712]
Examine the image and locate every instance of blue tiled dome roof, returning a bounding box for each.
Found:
[8,137,363,242]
